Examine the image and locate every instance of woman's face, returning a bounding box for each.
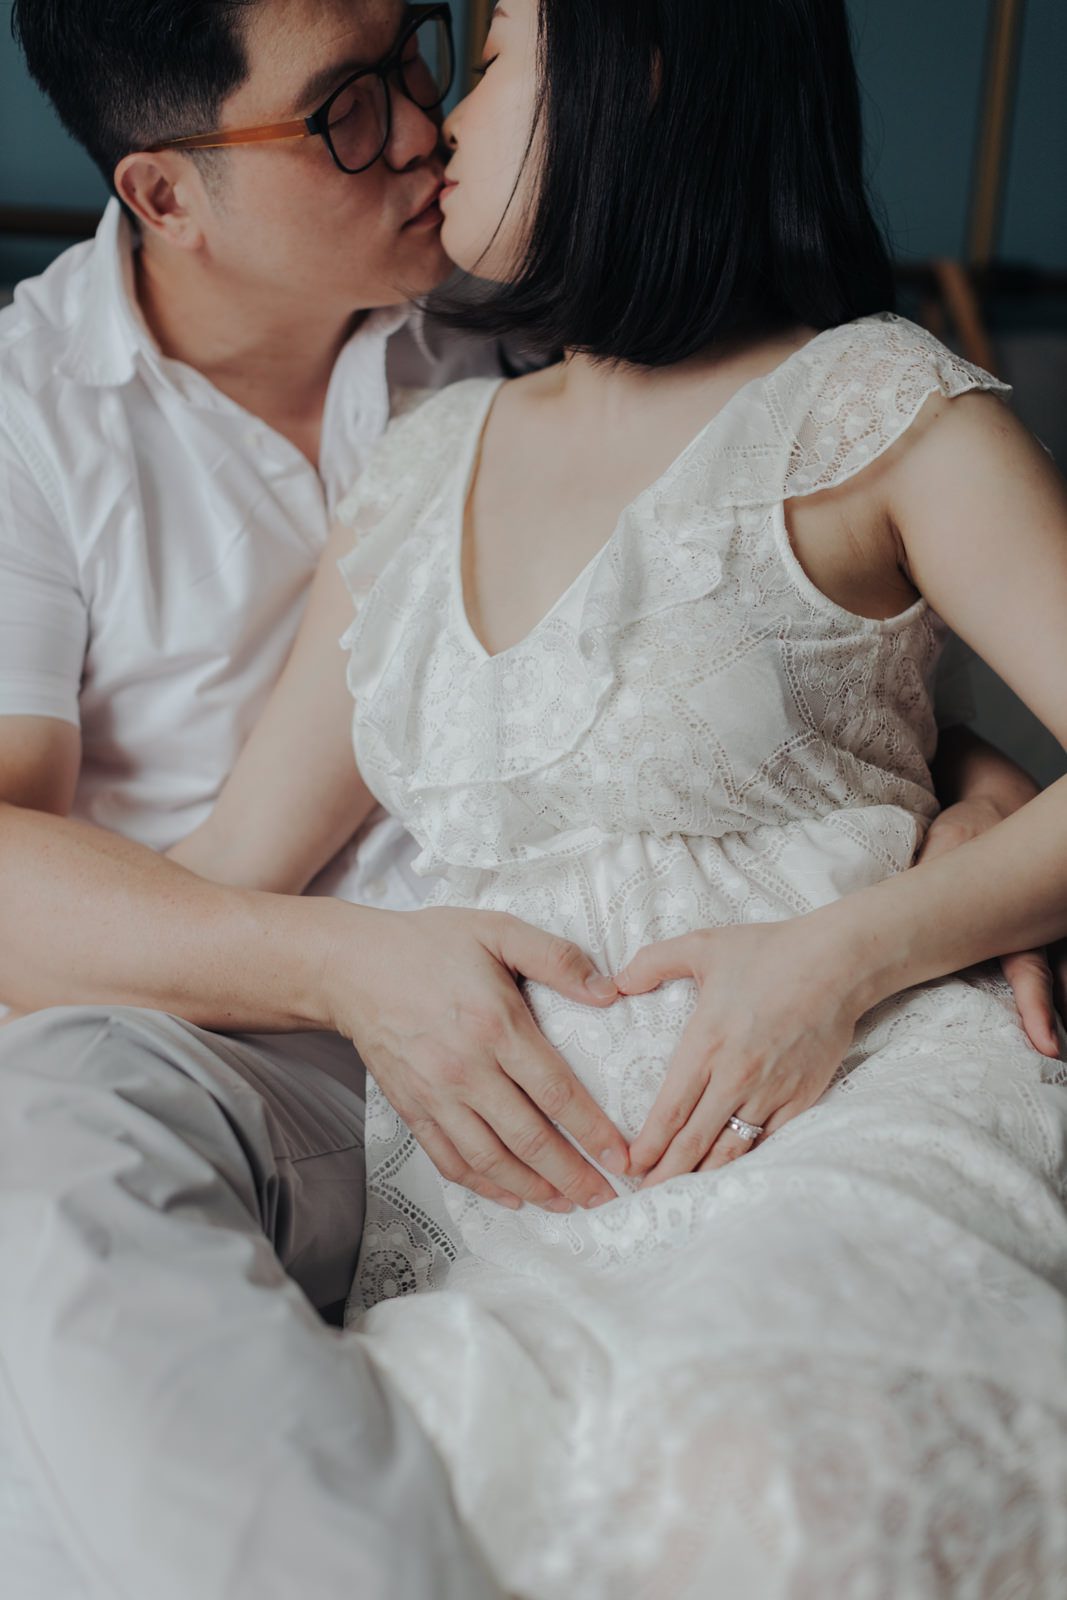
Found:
[439,0,542,279]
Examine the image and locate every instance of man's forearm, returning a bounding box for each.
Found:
[931,725,1038,815]
[0,801,352,1031]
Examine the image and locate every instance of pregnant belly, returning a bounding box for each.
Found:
[523,977,697,1143]
[353,814,933,1305]
[355,968,698,1309]
[420,815,924,1135]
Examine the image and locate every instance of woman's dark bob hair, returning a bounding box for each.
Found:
[437,0,895,367]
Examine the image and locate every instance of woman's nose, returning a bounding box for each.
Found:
[441,102,460,152]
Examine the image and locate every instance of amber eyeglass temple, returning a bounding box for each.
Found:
[149,3,450,155]
[152,121,312,153]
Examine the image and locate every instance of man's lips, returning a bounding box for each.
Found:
[404,177,446,228]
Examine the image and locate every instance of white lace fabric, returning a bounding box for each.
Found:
[337,315,1067,1597]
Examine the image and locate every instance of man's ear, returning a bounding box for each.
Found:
[113,152,208,251]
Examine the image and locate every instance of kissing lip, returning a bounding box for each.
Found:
[405,176,447,227]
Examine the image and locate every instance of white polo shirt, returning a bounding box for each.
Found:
[0,201,502,910]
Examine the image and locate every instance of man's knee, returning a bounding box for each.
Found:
[0,1005,262,1215]
[0,1007,364,1306]
[0,1004,188,1088]
[1,1004,231,1144]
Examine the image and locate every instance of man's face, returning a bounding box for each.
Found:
[191,0,452,313]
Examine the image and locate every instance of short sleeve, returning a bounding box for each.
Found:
[698,315,1013,511]
[0,403,87,727]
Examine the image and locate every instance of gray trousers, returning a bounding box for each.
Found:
[0,1006,500,1600]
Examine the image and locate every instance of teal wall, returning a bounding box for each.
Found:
[849,0,1067,268]
[0,3,108,209]
[0,0,109,280]
[2,1,1065,281]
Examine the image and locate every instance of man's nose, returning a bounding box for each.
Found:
[384,82,441,171]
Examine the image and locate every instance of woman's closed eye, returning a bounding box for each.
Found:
[472,57,499,77]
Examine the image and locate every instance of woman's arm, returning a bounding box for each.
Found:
[169,517,376,893]
[821,391,1067,1003]
[624,390,1067,1183]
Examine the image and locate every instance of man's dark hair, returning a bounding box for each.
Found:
[11,0,253,188]
[439,0,896,367]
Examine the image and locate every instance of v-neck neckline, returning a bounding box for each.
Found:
[451,322,845,665]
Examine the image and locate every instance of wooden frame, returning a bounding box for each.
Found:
[906,0,1029,374]
[968,0,1028,267]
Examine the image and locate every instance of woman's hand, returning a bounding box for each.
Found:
[618,918,863,1184]
[917,796,1065,1058]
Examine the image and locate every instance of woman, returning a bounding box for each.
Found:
[175,1,1067,1592]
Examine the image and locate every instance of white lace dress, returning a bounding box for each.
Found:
[337,315,1067,1599]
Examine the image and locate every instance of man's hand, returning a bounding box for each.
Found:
[324,906,630,1212]
[917,797,1065,1058]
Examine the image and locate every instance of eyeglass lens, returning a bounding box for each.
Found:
[326,13,453,173]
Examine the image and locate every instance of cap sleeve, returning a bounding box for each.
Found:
[703,315,1012,510]
[782,314,1012,500]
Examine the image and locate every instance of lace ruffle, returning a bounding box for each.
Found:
[336,382,480,709]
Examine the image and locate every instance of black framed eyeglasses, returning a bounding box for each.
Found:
[151,4,455,175]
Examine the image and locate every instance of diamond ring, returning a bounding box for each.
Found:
[727,1114,764,1143]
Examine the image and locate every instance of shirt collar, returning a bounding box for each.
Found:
[57,198,423,392]
[359,301,438,368]
[360,302,413,347]
[56,201,156,388]
[405,303,437,365]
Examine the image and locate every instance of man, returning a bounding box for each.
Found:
[0,3,631,1596]
[0,1,1058,1597]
